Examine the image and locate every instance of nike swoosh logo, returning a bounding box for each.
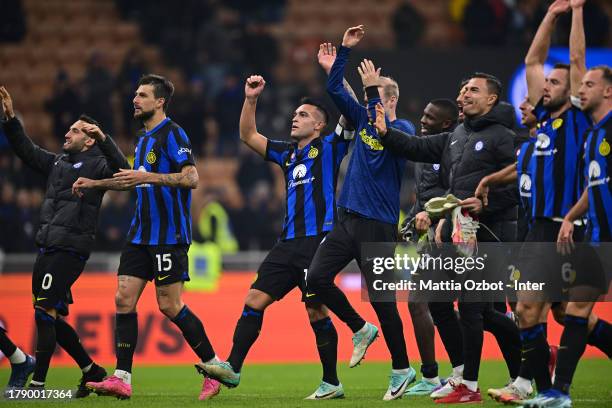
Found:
[36,297,47,301]
[390,379,408,397]
[305,293,316,298]
[157,275,171,281]
[315,390,337,399]
[522,348,535,353]
[451,140,458,145]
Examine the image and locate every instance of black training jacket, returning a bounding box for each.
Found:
[382,102,518,222]
[2,116,128,255]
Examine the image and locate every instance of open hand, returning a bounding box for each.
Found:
[372,103,387,136]
[357,59,381,88]
[0,86,15,118]
[317,43,337,74]
[342,25,365,48]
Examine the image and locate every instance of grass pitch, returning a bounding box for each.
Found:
[1,360,610,407]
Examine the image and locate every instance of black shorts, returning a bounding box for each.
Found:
[118,244,190,286]
[569,242,610,300]
[517,219,585,301]
[306,209,399,303]
[251,234,326,302]
[32,249,87,316]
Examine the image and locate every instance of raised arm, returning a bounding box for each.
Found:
[1,86,56,173]
[569,0,586,97]
[524,0,570,105]
[326,26,368,125]
[239,75,268,157]
[81,123,129,175]
[373,102,447,163]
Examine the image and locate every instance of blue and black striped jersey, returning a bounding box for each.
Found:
[584,110,612,243]
[525,99,591,218]
[127,118,195,245]
[265,131,350,240]
[516,140,535,216]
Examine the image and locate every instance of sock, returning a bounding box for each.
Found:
[392,368,410,374]
[55,318,93,370]
[227,305,263,373]
[484,307,521,379]
[421,362,439,380]
[32,309,56,383]
[371,302,410,369]
[171,306,215,362]
[311,317,339,386]
[514,376,533,394]
[430,302,464,369]
[462,379,478,392]
[114,369,131,384]
[115,313,138,374]
[453,364,464,378]
[517,357,534,381]
[520,324,551,392]
[587,319,612,359]
[409,302,437,373]
[9,349,27,364]
[553,315,588,395]
[0,329,20,362]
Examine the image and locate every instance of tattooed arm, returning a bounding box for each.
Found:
[111,165,199,189]
[149,165,199,189]
[72,165,198,196]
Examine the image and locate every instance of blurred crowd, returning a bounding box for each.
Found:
[0,0,610,253]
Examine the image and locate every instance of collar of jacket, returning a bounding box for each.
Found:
[65,145,104,163]
[464,101,516,132]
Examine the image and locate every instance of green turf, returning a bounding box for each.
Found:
[1,360,610,407]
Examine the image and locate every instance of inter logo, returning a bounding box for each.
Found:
[599,139,610,157]
[552,118,563,130]
[146,151,157,164]
[308,147,319,159]
[474,141,484,151]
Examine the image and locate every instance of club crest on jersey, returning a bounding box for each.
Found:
[474,141,484,151]
[308,147,319,159]
[433,164,440,171]
[146,151,157,164]
[599,139,610,157]
[73,162,83,169]
[552,118,563,130]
